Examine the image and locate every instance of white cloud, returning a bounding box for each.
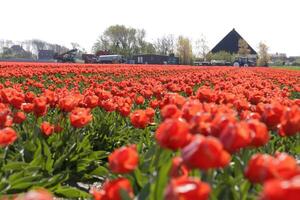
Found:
[0,0,299,55]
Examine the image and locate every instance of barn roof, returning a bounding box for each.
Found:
[211,28,257,55]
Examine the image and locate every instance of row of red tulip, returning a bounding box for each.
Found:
[0,63,300,199]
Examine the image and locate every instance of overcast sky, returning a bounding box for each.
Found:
[1,0,299,56]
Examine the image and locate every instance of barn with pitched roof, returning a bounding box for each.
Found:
[211,28,257,55]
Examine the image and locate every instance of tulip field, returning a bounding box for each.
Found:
[0,62,300,200]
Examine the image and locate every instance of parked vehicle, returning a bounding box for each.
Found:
[97,55,126,64]
[132,54,179,65]
[233,57,256,67]
[82,54,98,64]
[54,49,78,63]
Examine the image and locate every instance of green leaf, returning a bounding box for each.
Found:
[42,140,54,173]
[120,189,132,200]
[89,166,109,177]
[10,175,43,186]
[153,159,172,200]
[293,145,300,154]
[140,145,157,171]
[30,139,43,167]
[2,162,28,171]
[8,171,25,183]
[53,143,77,171]
[24,166,42,173]
[88,151,108,160]
[42,173,69,188]
[157,149,172,168]
[0,182,8,191]
[137,183,151,200]
[240,180,251,200]
[9,182,34,190]
[76,158,93,173]
[30,154,45,167]
[134,168,148,187]
[55,186,91,198]
[24,140,36,152]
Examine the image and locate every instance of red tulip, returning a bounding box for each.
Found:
[91,178,134,200]
[145,107,155,120]
[261,103,284,130]
[21,103,34,113]
[182,135,231,170]
[219,122,252,152]
[40,122,54,136]
[0,127,17,146]
[84,95,99,108]
[196,87,216,103]
[0,103,11,128]
[247,120,269,147]
[69,107,92,128]
[278,106,300,137]
[244,154,277,183]
[119,106,131,117]
[135,96,145,105]
[109,145,139,174]
[150,99,159,109]
[161,104,182,120]
[169,157,189,178]
[181,100,203,122]
[59,96,78,112]
[33,96,48,117]
[25,91,36,103]
[13,111,26,124]
[164,177,211,200]
[260,175,300,200]
[245,153,299,183]
[130,110,149,129]
[155,118,191,150]
[273,152,299,180]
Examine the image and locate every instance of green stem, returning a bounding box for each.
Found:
[153,147,162,168]
[204,169,214,184]
[3,146,9,165]
[153,147,163,200]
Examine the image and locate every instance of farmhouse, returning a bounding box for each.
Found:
[38,50,55,60]
[211,28,257,55]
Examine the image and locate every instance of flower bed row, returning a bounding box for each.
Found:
[0,63,300,199]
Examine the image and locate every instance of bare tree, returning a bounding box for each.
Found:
[30,39,47,55]
[194,34,209,60]
[0,40,5,53]
[176,36,193,65]
[257,42,270,66]
[154,35,174,55]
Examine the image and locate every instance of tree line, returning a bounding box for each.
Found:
[93,25,269,66]
[92,25,197,65]
[0,25,270,66]
[0,39,70,59]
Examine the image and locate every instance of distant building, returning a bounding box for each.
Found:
[271,53,287,59]
[95,50,111,56]
[287,56,300,66]
[270,53,288,65]
[38,50,55,60]
[10,45,26,53]
[1,45,34,59]
[211,28,257,55]
[132,54,179,65]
